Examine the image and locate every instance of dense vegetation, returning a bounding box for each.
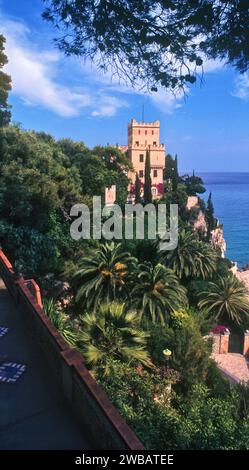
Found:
[1,30,249,450]
[0,124,131,277]
[1,122,249,449]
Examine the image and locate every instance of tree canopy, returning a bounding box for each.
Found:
[0,125,131,276]
[43,1,249,92]
[0,35,11,126]
[180,173,206,196]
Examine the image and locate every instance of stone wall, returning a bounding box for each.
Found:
[209,331,230,354]
[210,334,220,354]
[209,329,249,357]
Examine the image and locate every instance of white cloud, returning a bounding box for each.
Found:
[91,95,128,117]
[202,58,225,73]
[1,17,126,118]
[148,88,185,114]
[81,62,185,114]
[232,73,249,101]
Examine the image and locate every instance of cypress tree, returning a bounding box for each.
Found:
[164,153,175,181]
[144,148,152,203]
[135,172,141,204]
[206,192,215,237]
[172,154,179,191]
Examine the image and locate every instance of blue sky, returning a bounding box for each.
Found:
[1,0,249,172]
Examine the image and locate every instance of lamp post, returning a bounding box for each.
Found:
[164,349,172,388]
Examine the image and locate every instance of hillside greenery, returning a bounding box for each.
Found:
[1,122,249,449]
[1,33,249,448]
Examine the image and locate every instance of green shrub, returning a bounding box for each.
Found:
[178,384,249,449]
[0,221,59,278]
[97,361,249,450]
[96,360,182,449]
[147,316,212,395]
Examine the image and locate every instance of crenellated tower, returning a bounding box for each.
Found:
[126,119,165,198]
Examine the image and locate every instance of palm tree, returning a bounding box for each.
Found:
[131,262,188,324]
[161,229,217,280]
[73,242,135,310]
[198,275,249,324]
[78,302,150,371]
[194,241,218,280]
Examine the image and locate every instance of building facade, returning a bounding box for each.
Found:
[125,119,165,199]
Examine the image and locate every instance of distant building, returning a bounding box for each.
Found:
[120,119,165,200]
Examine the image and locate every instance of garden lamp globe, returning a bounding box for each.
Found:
[163,349,172,358]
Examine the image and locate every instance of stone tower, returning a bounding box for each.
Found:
[127,119,165,199]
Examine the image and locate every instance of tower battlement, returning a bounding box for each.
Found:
[126,118,165,199]
[129,119,160,127]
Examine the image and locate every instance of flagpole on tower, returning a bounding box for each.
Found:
[142,104,144,122]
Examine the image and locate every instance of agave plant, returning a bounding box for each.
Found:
[73,241,135,311]
[131,262,188,324]
[198,275,249,324]
[78,302,151,371]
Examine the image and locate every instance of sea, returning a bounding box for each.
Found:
[199,173,249,268]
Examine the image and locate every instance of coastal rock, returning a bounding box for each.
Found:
[186,196,208,235]
[186,196,199,210]
[194,210,208,234]
[211,227,226,258]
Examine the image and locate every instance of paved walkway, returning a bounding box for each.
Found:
[0,279,92,450]
[235,269,249,292]
[213,353,249,384]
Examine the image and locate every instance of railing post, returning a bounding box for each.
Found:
[220,329,230,354]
